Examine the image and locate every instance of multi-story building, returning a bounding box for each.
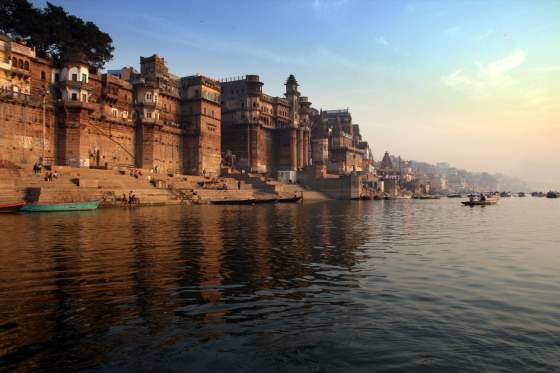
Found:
[181,75,222,175]
[220,74,311,174]
[0,34,11,91]
[311,109,371,174]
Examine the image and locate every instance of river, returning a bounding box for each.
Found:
[1,198,559,372]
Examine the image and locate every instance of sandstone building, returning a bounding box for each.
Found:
[0,33,221,176]
[220,74,312,174]
[311,109,373,174]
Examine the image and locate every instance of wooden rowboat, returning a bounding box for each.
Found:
[0,201,26,213]
[277,196,303,203]
[211,199,256,205]
[461,199,498,206]
[20,200,101,212]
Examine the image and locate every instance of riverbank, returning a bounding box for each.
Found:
[0,163,331,207]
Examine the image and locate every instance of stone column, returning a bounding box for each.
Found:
[290,128,297,171]
[303,129,309,167]
[250,124,259,172]
[297,128,303,169]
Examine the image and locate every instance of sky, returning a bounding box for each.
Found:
[35,0,560,188]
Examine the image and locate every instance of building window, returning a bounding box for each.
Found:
[24,61,29,70]
[146,111,152,119]
[112,108,118,117]
[72,74,78,81]
[194,89,200,97]
[81,73,87,82]
[54,73,59,82]
[12,57,17,67]
[82,93,87,102]
[146,92,152,101]
[71,93,78,101]
[41,71,46,81]
[122,111,128,119]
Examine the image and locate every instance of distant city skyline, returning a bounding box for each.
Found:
[33,0,560,188]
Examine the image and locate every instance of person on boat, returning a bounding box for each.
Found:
[469,195,474,203]
[237,181,241,190]
[480,193,486,201]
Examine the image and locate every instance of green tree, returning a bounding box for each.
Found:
[0,0,114,69]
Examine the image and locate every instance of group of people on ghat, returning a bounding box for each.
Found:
[33,162,61,182]
[121,191,138,206]
[129,169,143,179]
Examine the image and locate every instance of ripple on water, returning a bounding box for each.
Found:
[0,199,560,371]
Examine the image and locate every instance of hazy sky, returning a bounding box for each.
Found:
[36,0,560,188]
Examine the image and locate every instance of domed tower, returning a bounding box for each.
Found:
[285,74,300,127]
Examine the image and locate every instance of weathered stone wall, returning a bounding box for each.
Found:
[222,124,249,169]
[0,97,56,165]
[85,119,136,168]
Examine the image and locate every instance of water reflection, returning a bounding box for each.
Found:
[1,199,559,371]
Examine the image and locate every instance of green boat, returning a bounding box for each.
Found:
[20,200,101,212]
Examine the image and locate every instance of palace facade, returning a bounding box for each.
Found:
[220,74,312,174]
[0,34,222,176]
[0,33,375,179]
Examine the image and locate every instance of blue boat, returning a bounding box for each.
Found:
[20,200,101,212]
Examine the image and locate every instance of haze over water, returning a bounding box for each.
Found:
[1,199,560,371]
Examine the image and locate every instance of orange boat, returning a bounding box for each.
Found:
[0,201,25,213]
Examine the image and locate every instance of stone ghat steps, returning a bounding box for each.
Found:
[193,189,258,202]
[0,187,24,203]
[26,187,172,205]
[164,175,252,191]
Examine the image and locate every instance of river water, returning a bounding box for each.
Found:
[1,198,559,372]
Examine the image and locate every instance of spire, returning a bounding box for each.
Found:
[285,74,299,95]
[380,151,393,170]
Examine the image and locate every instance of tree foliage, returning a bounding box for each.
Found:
[0,0,114,69]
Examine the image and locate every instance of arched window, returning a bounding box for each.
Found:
[146,92,152,101]
[18,59,23,68]
[24,61,29,70]
[11,57,17,67]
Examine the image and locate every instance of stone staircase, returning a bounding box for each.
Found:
[227,172,329,200]
[0,166,173,206]
[0,163,329,206]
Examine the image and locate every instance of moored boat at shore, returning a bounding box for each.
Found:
[546,191,559,198]
[413,195,441,200]
[277,196,303,203]
[0,201,26,213]
[20,200,101,212]
[447,194,463,198]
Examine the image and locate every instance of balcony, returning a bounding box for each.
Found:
[56,80,94,91]
[0,61,10,71]
[59,99,98,111]
[10,66,31,78]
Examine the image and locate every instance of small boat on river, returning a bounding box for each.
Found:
[546,191,559,198]
[0,201,26,213]
[277,196,303,203]
[461,199,498,206]
[20,200,101,212]
[447,194,463,198]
